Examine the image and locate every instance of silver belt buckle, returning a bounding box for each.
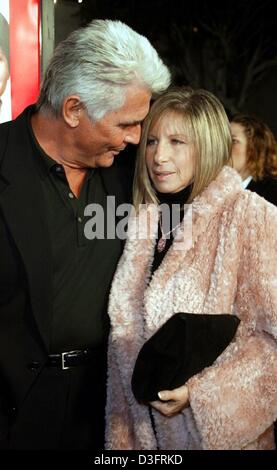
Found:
[61,351,70,370]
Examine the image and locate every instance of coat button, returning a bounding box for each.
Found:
[9,406,17,419]
[27,361,41,371]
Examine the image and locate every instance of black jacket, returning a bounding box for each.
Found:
[247,177,277,206]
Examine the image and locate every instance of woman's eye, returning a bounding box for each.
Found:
[146,138,157,146]
[171,139,184,144]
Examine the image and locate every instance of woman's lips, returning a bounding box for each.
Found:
[153,171,175,181]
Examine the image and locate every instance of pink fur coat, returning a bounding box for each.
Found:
[105,166,277,450]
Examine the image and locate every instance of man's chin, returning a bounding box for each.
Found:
[96,154,115,168]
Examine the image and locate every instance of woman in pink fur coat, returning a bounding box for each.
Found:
[105,87,277,450]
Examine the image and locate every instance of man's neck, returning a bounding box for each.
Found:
[31,111,65,160]
[31,111,88,197]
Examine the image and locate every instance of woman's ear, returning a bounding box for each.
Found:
[62,95,84,128]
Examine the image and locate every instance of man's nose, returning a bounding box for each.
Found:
[124,125,141,145]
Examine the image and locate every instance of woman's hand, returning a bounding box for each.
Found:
[149,384,189,417]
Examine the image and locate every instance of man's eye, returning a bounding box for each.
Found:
[119,123,141,129]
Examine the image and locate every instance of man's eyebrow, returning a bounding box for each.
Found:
[119,119,143,126]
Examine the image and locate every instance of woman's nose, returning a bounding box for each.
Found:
[153,143,169,164]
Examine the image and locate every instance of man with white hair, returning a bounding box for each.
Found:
[0,19,170,450]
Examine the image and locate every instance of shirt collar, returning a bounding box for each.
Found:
[242,175,253,189]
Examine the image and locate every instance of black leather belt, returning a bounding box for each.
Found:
[46,348,103,370]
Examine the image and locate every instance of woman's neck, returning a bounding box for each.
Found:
[156,185,192,206]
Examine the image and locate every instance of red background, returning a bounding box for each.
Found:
[9,0,40,118]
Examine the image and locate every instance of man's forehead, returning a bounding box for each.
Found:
[103,87,151,125]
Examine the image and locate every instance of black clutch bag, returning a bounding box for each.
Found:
[131,312,240,402]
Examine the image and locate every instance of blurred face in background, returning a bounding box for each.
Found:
[0,48,9,94]
[230,122,250,179]
[146,112,195,193]
[0,48,9,113]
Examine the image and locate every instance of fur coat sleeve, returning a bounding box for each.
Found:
[187,194,277,450]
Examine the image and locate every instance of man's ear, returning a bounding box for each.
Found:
[62,96,84,128]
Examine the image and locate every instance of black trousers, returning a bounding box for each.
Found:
[7,358,106,450]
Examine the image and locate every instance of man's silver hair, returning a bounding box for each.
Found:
[37,19,171,121]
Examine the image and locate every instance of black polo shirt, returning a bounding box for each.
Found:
[27,115,122,353]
